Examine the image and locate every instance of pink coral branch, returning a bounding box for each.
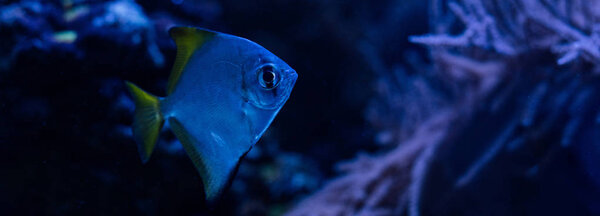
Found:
[520,0,600,64]
[410,0,519,55]
[286,111,456,216]
[411,0,600,65]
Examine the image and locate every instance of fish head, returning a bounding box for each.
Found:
[237,43,298,141]
[162,27,298,202]
[242,55,297,109]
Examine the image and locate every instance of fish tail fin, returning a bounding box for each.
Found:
[124,81,164,163]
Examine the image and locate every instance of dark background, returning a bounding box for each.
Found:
[2,0,600,215]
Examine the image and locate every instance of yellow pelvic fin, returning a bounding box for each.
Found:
[166,26,216,95]
[125,81,164,163]
[169,117,239,203]
[168,118,212,198]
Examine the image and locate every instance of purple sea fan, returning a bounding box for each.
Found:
[285,111,458,216]
[410,0,600,66]
[287,1,600,216]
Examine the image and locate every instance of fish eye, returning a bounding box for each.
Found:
[258,64,279,89]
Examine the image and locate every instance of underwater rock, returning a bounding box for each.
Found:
[0,0,166,73]
[84,0,164,67]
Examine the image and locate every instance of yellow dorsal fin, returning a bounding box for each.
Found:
[167,27,216,95]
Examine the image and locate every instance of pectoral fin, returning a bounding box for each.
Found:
[168,117,249,202]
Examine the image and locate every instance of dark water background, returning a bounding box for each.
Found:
[1,0,599,215]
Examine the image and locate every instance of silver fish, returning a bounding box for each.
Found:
[125,26,297,201]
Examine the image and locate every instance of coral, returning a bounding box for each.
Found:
[286,49,506,215]
[287,0,600,215]
[410,0,600,65]
[286,112,457,216]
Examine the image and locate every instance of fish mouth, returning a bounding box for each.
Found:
[279,70,298,102]
[289,71,298,82]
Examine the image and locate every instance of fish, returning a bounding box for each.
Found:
[124,26,298,202]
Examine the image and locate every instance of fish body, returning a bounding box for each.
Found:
[125,27,297,202]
